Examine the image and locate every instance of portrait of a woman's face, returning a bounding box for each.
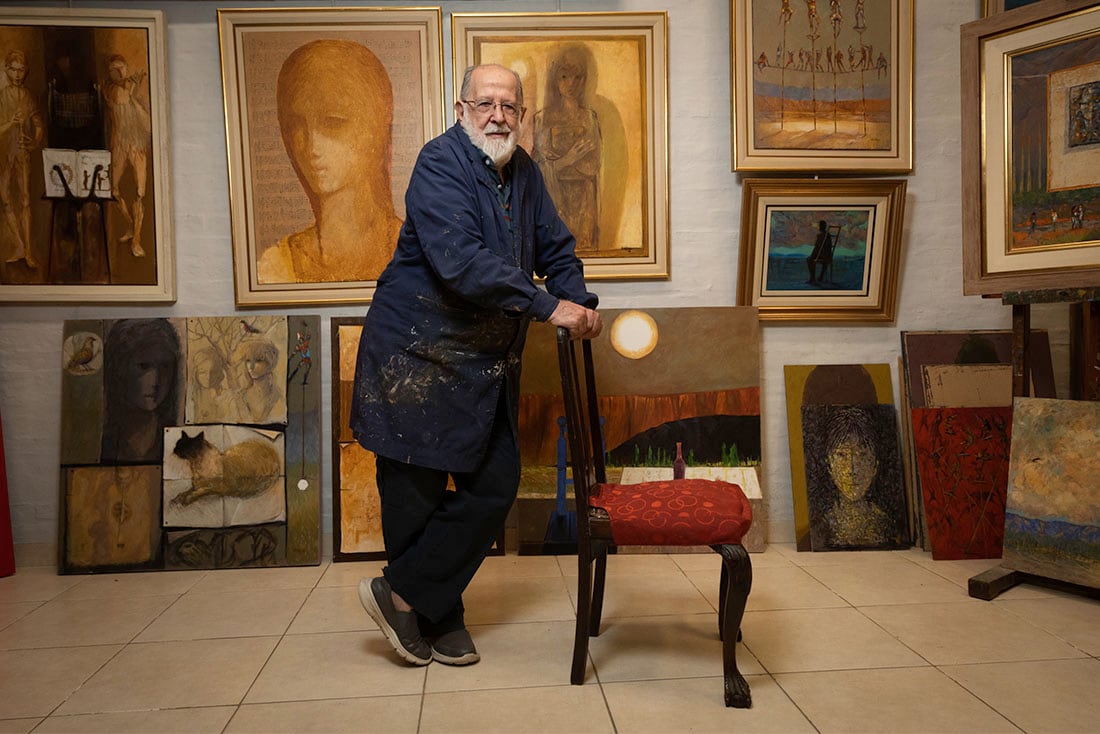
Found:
[244,350,274,381]
[554,59,585,100]
[124,342,176,412]
[826,432,878,503]
[276,40,393,209]
[282,106,359,197]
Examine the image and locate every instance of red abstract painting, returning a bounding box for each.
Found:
[911,407,1013,560]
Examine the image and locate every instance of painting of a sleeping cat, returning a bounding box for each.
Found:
[171,430,281,506]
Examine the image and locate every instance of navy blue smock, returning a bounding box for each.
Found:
[351,123,598,473]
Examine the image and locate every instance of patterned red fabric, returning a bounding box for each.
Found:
[590,479,753,546]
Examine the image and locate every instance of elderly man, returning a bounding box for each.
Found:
[351,64,601,666]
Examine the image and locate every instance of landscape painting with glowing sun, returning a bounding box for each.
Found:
[515,307,762,553]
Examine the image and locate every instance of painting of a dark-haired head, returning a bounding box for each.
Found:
[803,403,908,551]
[100,318,184,463]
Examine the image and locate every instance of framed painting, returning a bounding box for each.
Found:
[737,178,906,321]
[451,12,670,280]
[0,7,174,302]
[982,0,1045,17]
[961,0,1100,295]
[58,315,322,573]
[730,0,913,172]
[218,8,445,306]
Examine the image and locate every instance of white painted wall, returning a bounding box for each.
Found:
[0,1,1069,547]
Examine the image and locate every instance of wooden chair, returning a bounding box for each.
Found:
[555,328,755,708]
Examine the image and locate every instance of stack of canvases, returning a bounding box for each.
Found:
[58,316,321,573]
[898,330,1056,561]
[784,364,909,553]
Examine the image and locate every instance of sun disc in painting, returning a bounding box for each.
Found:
[610,310,658,359]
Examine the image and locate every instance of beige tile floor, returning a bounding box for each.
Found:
[1,544,1098,733]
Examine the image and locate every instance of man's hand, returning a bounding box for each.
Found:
[548,300,602,340]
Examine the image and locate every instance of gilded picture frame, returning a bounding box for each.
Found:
[737,178,906,321]
[451,12,670,280]
[218,8,445,306]
[961,0,1100,295]
[730,0,913,172]
[0,7,174,303]
[981,0,1045,17]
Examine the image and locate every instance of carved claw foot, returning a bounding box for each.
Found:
[724,671,752,708]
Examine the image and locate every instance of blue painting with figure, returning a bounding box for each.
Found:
[763,207,874,293]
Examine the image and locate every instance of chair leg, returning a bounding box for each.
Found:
[589,544,608,637]
[571,543,594,685]
[716,558,743,643]
[713,543,753,708]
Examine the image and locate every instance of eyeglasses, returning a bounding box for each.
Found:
[462,99,521,118]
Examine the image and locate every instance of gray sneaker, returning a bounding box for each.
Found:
[358,577,431,666]
[430,628,480,665]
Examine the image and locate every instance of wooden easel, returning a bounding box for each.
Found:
[968,287,1100,600]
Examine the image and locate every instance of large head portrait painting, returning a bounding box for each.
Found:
[218,8,444,306]
[452,12,669,280]
[0,8,173,302]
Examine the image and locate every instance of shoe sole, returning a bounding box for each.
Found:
[431,648,480,665]
[358,580,431,666]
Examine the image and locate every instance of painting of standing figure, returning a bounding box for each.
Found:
[0,8,174,302]
[737,178,906,321]
[453,12,670,279]
[764,208,872,292]
[533,44,602,252]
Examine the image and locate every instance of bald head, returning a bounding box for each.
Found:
[459,64,523,107]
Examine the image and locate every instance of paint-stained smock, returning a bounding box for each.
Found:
[351,122,597,473]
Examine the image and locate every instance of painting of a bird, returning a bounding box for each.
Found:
[64,335,100,374]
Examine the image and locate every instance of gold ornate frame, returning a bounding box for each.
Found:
[737,178,907,321]
[218,7,444,306]
[981,0,1045,16]
[730,0,913,172]
[0,8,174,303]
[961,0,1100,295]
[451,12,670,280]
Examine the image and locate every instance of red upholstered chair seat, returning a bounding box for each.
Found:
[590,478,753,547]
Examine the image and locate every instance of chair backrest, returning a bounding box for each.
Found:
[825,224,842,261]
[556,328,606,532]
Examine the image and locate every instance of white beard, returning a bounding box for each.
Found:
[461,116,519,168]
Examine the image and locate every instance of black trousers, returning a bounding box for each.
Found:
[375,391,519,635]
